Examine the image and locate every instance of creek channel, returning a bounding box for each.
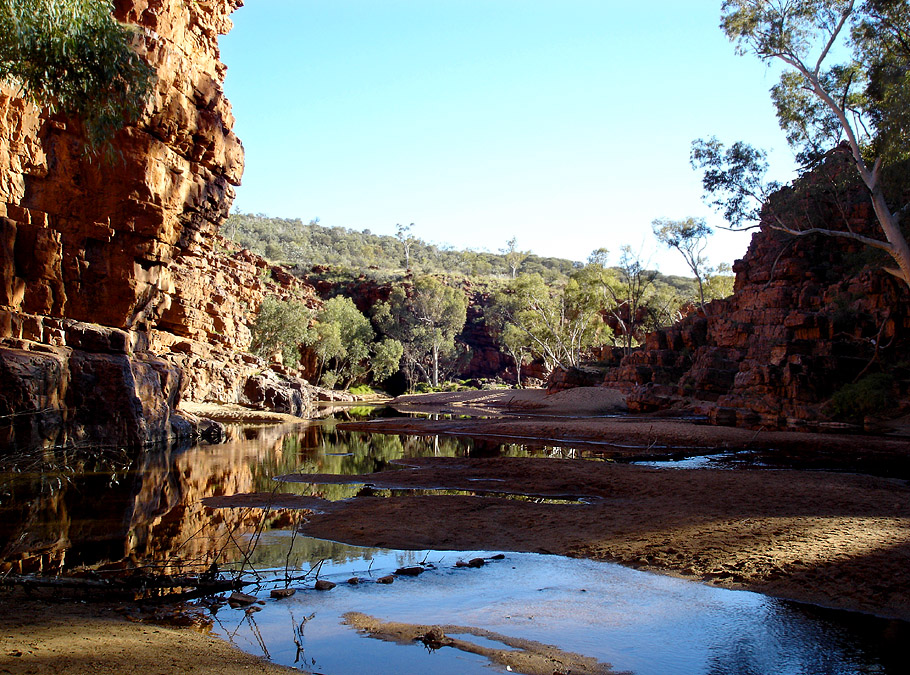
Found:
[0,406,906,674]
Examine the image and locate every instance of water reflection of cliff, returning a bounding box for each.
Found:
[0,424,318,575]
[1,421,568,576]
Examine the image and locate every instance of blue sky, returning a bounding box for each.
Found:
[220,1,798,275]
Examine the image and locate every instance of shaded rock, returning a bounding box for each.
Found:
[418,626,448,650]
[269,589,295,599]
[547,364,608,393]
[602,148,910,428]
[394,566,425,577]
[456,558,486,568]
[314,579,336,591]
[376,575,395,584]
[228,592,258,608]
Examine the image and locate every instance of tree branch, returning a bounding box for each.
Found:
[815,2,854,76]
[767,222,895,253]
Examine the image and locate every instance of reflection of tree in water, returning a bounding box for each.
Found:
[230,533,425,573]
[0,422,591,577]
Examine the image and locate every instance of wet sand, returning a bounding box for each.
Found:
[0,594,295,674]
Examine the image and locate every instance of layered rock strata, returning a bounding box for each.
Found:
[0,1,325,451]
[606,156,910,428]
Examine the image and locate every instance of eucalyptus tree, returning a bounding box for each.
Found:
[395,223,416,271]
[310,296,403,388]
[501,237,530,279]
[373,276,467,388]
[652,217,713,309]
[0,0,155,149]
[693,0,910,290]
[488,273,606,375]
[576,246,659,355]
[250,296,313,367]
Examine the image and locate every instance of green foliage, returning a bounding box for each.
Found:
[587,245,661,354]
[312,296,373,387]
[704,0,910,288]
[720,0,910,167]
[222,212,577,282]
[690,137,781,228]
[703,263,736,301]
[373,276,468,388]
[853,0,910,165]
[372,337,404,383]
[310,296,402,389]
[652,217,713,307]
[0,0,155,149]
[250,296,312,367]
[488,273,607,374]
[827,373,896,421]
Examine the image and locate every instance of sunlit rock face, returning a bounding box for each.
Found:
[0,1,322,450]
[607,150,910,428]
[1,0,244,328]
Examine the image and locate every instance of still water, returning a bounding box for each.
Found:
[0,410,906,674]
[211,537,907,675]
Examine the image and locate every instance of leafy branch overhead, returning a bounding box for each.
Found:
[694,0,910,290]
[0,0,155,149]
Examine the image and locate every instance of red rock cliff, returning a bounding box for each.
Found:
[607,151,910,429]
[0,1,322,451]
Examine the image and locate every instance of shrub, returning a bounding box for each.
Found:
[827,373,896,421]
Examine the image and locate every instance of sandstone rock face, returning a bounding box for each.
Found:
[0,1,326,450]
[606,157,910,428]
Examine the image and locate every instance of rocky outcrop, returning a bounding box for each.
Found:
[0,1,328,451]
[607,152,910,428]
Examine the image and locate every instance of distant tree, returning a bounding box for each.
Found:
[703,262,736,301]
[587,247,610,268]
[577,246,658,355]
[652,217,713,309]
[250,296,312,367]
[374,276,467,387]
[310,297,403,389]
[501,237,529,279]
[499,323,532,386]
[488,274,605,375]
[693,0,910,291]
[0,0,155,149]
[395,223,416,271]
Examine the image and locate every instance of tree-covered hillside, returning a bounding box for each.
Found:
[222,212,578,281]
[232,212,736,392]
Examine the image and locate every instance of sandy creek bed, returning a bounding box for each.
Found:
[1,388,908,674]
